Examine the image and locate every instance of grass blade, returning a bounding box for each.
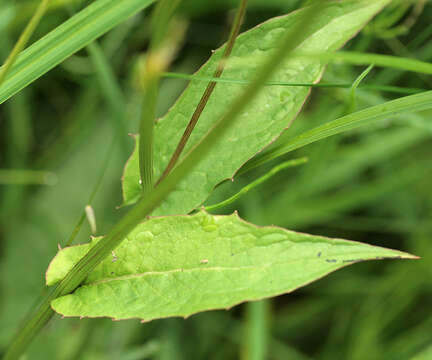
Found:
[206,158,307,212]
[301,50,432,75]
[138,0,182,195]
[243,90,432,172]
[163,71,424,95]
[122,0,393,213]
[348,64,374,112]
[3,4,324,358]
[0,0,50,86]
[0,0,155,105]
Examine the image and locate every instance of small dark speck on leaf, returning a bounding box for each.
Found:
[317,252,321,258]
[325,259,337,263]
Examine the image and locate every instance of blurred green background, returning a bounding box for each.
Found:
[1,0,431,359]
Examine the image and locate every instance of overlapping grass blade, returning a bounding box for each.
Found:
[243,90,432,172]
[307,51,432,75]
[122,0,392,215]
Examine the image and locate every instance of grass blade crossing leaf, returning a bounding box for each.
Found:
[157,0,248,183]
[4,3,327,358]
[47,211,415,321]
[162,72,424,95]
[122,0,392,215]
[0,0,156,105]
[302,50,432,75]
[244,90,432,171]
[206,157,308,212]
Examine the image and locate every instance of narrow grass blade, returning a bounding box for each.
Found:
[348,64,374,112]
[206,158,307,212]
[0,0,156,105]
[0,0,50,86]
[163,72,424,95]
[122,0,392,214]
[243,90,432,172]
[138,0,182,195]
[3,4,327,359]
[300,50,432,75]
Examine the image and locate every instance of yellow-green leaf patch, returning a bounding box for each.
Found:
[122,0,392,215]
[47,211,414,321]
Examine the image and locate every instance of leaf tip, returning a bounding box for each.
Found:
[377,252,419,261]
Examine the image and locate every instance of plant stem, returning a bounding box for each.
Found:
[138,0,181,195]
[157,0,248,184]
[242,300,271,360]
[348,64,374,112]
[139,74,158,195]
[0,0,50,86]
[206,157,308,212]
[4,3,323,358]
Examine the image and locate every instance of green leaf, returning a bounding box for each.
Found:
[121,0,391,215]
[47,211,415,321]
[0,0,156,105]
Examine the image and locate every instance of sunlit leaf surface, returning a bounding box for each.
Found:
[122,0,391,215]
[47,211,414,321]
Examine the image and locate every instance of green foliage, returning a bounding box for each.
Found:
[122,0,391,214]
[0,0,155,104]
[246,90,432,170]
[47,211,413,321]
[1,0,432,359]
